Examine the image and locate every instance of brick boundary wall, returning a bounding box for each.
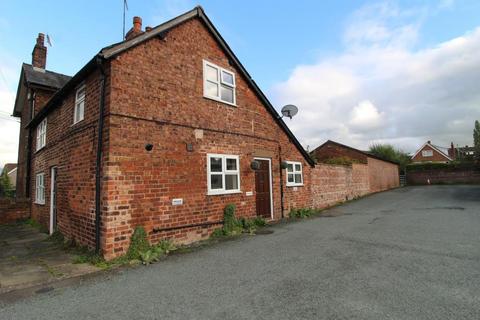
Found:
[407,169,480,185]
[0,198,30,224]
[311,163,370,209]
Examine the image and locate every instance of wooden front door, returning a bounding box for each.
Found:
[255,159,272,218]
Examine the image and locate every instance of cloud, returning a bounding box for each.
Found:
[272,1,480,153]
[0,48,21,168]
[349,100,385,132]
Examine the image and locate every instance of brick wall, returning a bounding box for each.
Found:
[367,157,400,192]
[311,163,369,209]
[28,68,110,248]
[407,168,480,185]
[0,198,30,224]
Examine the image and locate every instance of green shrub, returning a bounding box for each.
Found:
[140,240,176,265]
[252,217,266,227]
[127,226,150,260]
[223,204,243,235]
[289,208,316,219]
[406,161,478,172]
[322,156,360,166]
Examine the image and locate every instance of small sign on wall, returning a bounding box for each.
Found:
[293,187,298,192]
[172,198,183,206]
[245,191,253,196]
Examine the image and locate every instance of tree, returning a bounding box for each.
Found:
[0,170,14,198]
[474,120,480,162]
[369,143,411,173]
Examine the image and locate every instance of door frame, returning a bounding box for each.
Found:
[49,166,57,235]
[254,157,273,220]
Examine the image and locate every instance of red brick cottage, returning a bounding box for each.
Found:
[13,7,315,259]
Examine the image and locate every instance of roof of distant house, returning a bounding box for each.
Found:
[1,163,17,175]
[311,140,400,165]
[411,141,452,161]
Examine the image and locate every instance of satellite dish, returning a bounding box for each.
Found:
[281,104,298,119]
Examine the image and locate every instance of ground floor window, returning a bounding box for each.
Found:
[207,154,240,195]
[286,161,303,186]
[35,173,45,204]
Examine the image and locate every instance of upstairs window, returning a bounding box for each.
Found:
[35,173,45,204]
[422,150,433,157]
[203,60,236,105]
[286,161,303,186]
[207,154,240,195]
[74,85,86,124]
[36,118,47,151]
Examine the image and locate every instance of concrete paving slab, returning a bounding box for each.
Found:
[0,223,100,295]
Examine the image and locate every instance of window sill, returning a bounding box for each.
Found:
[35,146,45,154]
[34,201,45,205]
[203,95,237,107]
[72,119,84,126]
[207,190,242,196]
[286,184,304,188]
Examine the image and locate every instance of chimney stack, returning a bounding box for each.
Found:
[32,33,47,69]
[125,16,143,40]
[448,142,456,159]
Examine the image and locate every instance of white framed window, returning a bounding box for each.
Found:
[74,84,86,124]
[203,60,236,105]
[422,150,433,157]
[35,173,45,204]
[36,118,47,151]
[207,154,240,195]
[286,161,303,186]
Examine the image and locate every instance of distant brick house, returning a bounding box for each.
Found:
[310,140,400,193]
[1,163,17,194]
[411,141,452,163]
[12,7,315,259]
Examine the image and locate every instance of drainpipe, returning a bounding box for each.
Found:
[278,145,285,219]
[95,57,106,254]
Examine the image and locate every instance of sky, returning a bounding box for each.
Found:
[1,0,479,167]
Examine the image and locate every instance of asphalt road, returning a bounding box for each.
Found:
[1,185,480,319]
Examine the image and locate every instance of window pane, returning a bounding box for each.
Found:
[210,157,222,172]
[210,174,223,189]
[226,158,237,171]
[287,173,294,182]
[295,174,302,183]
[295,164,301,172]
[220,85,234,103]
[287,163,293,172]
[205,65,218,81]
[76,87,86,99]
[225,174,238,190]
[205,81,219,97]
[221,71,234,85]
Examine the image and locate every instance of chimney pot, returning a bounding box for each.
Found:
[133,16,142,32]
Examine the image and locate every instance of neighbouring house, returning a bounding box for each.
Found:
[1,163,17,193]
[12,7,315,259]
[447,142,475,161]
[310,140,400,193]
[411,141,452,163]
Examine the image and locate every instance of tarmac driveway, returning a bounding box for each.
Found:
[1,185,480,319]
